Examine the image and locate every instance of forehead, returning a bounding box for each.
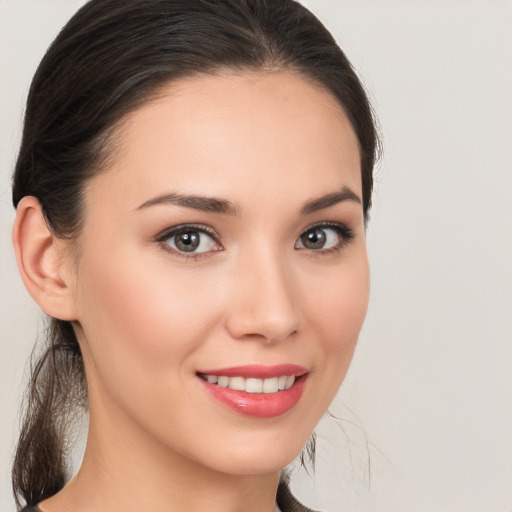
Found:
[87,71,361,212]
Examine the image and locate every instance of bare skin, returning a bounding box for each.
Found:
[13,71,369,512]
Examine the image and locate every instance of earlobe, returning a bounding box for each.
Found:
[12,196,78,321]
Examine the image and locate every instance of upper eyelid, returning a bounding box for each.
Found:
[303,221,342,229]
[155,223,221,242]
[300,220,354,234]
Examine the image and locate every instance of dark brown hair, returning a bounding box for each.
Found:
[12,0,379,507]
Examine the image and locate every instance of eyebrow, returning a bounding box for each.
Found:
[136,186,361,216]
[136,192,239,215]
[300,186,361,215]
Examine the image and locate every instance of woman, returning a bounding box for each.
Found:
[11,0,378,511]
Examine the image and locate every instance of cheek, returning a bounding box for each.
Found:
[303,251,370,395]
[74,245,223,383]
[307,253,369,346]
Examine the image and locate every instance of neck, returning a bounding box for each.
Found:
[39,390,281,512]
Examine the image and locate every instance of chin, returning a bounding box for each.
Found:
[196,430,310,476]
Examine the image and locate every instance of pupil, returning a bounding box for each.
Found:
[176,231,200,252]
[302,229,326,249]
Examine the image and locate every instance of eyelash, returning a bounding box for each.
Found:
[155,221,355,261]
[155,223,222,261]
[298,221,355,255]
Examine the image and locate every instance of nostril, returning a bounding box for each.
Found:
[224,265,299,343]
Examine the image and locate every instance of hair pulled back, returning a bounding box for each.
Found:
[12,0,379,507]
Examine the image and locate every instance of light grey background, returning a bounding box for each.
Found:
[1,1,511,510]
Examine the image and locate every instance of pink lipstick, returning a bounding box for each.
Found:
[196,364,308,418]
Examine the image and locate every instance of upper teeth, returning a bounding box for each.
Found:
[202,374,295,393]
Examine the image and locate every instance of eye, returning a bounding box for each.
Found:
[295,223,354,252]
[157,225,221,256]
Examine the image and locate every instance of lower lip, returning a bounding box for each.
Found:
[199,375,308,418]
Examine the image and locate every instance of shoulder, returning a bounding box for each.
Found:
[277,481,319,512]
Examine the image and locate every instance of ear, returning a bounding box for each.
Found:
[12,196,78,321]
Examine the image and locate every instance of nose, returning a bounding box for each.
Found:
[224,248,299,345]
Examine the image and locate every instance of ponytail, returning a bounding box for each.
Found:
[12,319,86,508]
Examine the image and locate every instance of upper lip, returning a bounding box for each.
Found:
[196,364,308,379]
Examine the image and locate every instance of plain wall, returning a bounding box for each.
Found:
[1,1,510,510]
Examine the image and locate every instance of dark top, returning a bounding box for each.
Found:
[22,481,317,512]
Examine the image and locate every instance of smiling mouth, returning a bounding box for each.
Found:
[196,365,308,417]
[198,373,296,394]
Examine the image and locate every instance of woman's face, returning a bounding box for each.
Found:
[70,71,369,476]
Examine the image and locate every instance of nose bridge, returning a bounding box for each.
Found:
[226,241,299,344]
